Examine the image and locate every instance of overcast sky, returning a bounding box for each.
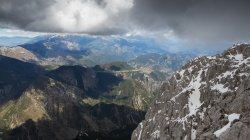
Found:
[0,0,249,48]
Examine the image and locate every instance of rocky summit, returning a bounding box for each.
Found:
[132,44,250,140]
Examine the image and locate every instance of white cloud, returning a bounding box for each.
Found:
[0,28,46,37]
[105,0,133,14]
[25,0,134,33]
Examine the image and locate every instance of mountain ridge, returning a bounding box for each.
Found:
[0,56,151,140]
[132,43,250,140]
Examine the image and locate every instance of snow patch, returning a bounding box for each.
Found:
[188,66,194,73]
[211,84,231,93]
[176,69,185,82]
[184,135,188,140]
[170,69,204,116]
[137,123,143,140]
[198,107,206,120]
[165,117,169,121]
[156,100,164,104]
[214,113,240,137]
[239,73,250,77]
[191,128,197,140]
[234,54,243,61]
[170,117,187,130]
[227,53,243,61]
[188,70,203,116]
[151,130,160,139]
[217,71,235,79]
[207,56,216,60]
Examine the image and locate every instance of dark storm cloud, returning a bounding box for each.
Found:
[0,0,53,28]
[0,0,249,42]
[131,0,250,42]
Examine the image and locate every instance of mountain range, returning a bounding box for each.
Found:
[0,37,32,47]
[0,35,248,140]
[0,35,197,140]
[0,56,147,140]
[19,35,169,66]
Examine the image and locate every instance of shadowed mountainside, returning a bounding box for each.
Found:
[0,55,43,106]
[0,56,149,140]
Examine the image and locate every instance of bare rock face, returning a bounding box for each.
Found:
[0,46,39,62]
[132,44,250,140]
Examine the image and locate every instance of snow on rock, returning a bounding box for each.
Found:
[157,110,162,114]
[179,69,185,77]
[198,107,206,120]
[131,44,250,140]
[207,56,217,60]
[151,130,160,139]
[233,53,243,61]
[217,71,235,79]
[61,40,79,50]
[188,66,194,73]
[191,128,197,140]
[211,84,231,93]
[214,113,241,137]
[188,70,203,116]
[137,123,143,140]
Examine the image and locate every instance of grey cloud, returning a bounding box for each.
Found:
[131,0,250,42]
[0,0,250,43]
[0,0,133,34]
[0,0,53,28]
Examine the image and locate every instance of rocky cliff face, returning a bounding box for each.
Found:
[132,44,250,140]
[0,46,39,62]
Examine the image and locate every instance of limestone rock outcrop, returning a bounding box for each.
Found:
[132,44,250,140]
